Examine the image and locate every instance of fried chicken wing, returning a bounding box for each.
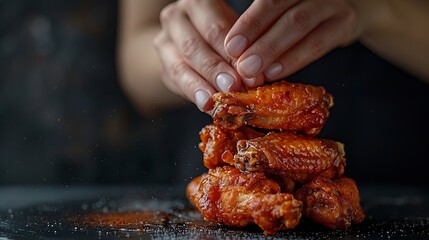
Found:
[187,166,303,235]
[212,81,333,135]
[186,175,203,206]
[295,176,365,229]
[189,80,364,232]
[234,132,346,183]
[199,124,263,169]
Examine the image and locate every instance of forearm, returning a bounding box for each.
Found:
[118,0,183,115]
[118,25,184,114]
[357,0,429,82]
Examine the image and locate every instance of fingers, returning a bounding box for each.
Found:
[154,30,216,111]
[182,0,238,64]
[160,1,242,93]
[181,0,268,89]
[265,19,349,81]
[224,0,361,83]
[224,0,301,58]
[232,0,337,79]
[242,74,265,88]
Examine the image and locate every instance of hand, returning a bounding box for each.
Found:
[154,0,244,112]
[224,0,365,84]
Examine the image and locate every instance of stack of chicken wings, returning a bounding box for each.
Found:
[186,81,365,235]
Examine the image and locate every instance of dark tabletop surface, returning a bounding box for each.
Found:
[0,185,428,240]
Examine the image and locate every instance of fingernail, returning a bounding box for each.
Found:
[216,73,235,92]
[195,90,211,111]
[239,54,262,77]
[242,77,256,87]
[226,35,247,58]
[264,63,283,79]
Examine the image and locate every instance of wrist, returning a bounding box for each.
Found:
[349,0,391,42]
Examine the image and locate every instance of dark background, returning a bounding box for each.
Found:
[0,0,428,187]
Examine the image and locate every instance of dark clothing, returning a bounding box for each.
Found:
[0,1,428,186]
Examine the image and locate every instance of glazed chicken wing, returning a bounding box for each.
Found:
[187,166,303,235]
[189,79,364,233]
[295,176,365,229]
[199,124,263,169]
[232,132,346,183]
[186,175,203,205]
[212,81,333,135]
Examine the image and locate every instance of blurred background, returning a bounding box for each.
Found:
[0,0,211,186]
[0,0,428,188]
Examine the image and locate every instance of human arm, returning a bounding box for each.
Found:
[224,0,429,83]
[118,0,182,114]
[119,0,249,113]
[357,0,429,82]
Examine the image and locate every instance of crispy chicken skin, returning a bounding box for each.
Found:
[295,176,365,229]
[186,175,203,206]
[199,124,263,169]
[233,132,346,183]
[187,166,303,235]
[212,81,333,135]
[190,80,364,233]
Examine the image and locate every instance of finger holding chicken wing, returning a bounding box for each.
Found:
[212,81,333,135]
[187,166,303,235]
